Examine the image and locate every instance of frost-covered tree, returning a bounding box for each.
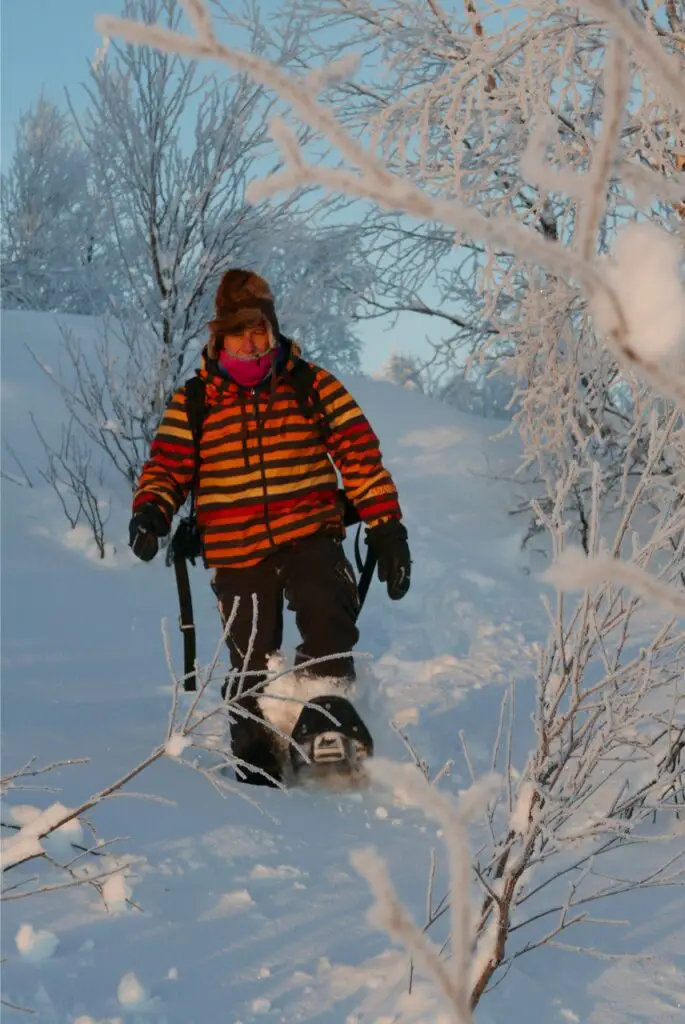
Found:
[375,351,425,391]
[376,350,518,419]
[46,0,373,495]
[97,0,685,1007]
[260,225,367,374]
[0,96,108,314]
[276,0,685,528]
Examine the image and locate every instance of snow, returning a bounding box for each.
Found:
[1,801,82,868]
[198,888,255,920]
[73,1017,122,1024]
[2,309,684,1022]
[1,832,44,870]
[8,804,44,827]
[591,222,685,361]
[117,971,148,1007]
[101,872,132,915]
[258,663,355,740]
[249,863,303,880]
[164,732,192,757]
[15,923,59,962]
[13,801,77,840]
[510,782,535,834]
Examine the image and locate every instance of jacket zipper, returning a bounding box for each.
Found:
[253,393,275,548]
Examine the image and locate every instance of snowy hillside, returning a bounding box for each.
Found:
[2,311,684,1023]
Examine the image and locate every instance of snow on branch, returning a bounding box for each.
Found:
[575,37,630,263]
[590,222,685,400]
[351,845,471,1022]
[181,0,215,42]
[579,0,685,112]
[545,547,685,617]
[351,761,500,1020]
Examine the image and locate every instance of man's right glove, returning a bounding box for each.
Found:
[128,502,170,563]
[366,519,411,601]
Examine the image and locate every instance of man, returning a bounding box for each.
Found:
[129,269,411,785]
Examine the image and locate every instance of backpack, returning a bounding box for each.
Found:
[167,358,374,691]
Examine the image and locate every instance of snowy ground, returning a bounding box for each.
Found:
[2,311,684,1022]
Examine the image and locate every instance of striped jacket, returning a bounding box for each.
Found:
[133,343,402,568]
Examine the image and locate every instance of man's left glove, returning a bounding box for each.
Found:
[128,502,170,563]
[366,520,411,601]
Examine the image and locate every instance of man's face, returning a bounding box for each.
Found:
[222,319,272,359]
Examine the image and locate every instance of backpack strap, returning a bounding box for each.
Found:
[183,375,207,515]
[288,358,332,444]
[289,358,362,526]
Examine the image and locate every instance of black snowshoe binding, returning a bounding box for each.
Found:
[289,695,373,786]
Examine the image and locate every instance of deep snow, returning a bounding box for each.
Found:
[1,310,683,1022]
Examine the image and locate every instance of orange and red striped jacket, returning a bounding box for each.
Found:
[133,346,402,568]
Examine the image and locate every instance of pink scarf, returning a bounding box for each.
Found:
[218,349,273,387]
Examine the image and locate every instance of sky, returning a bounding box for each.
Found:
[1,0,123,161]
[0,0,441,372]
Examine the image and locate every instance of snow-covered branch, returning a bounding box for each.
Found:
[351,764,500,1022]
[545,548,685,617]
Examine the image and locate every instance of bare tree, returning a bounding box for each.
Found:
[31,412,112,559]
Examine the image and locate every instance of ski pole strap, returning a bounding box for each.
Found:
[173,555,197,691]
[357,548,378,611]
[354,524,378,614]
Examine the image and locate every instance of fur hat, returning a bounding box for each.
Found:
[208,269,280,358]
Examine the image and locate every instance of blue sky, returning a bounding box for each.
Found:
[1,0,438,371]
[1,1,124,162]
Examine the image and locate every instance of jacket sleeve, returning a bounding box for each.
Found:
[132,388,196,528]
[313,365,402,528]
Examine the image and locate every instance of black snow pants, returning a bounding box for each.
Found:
[211,531,360,785]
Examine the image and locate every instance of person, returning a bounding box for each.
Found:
[128,269,411,785]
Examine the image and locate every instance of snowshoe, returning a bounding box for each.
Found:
[289,695,373,787]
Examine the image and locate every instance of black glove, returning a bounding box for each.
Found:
[166,515,203,566]
[366,520,411,601]
[128,502,169,563]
